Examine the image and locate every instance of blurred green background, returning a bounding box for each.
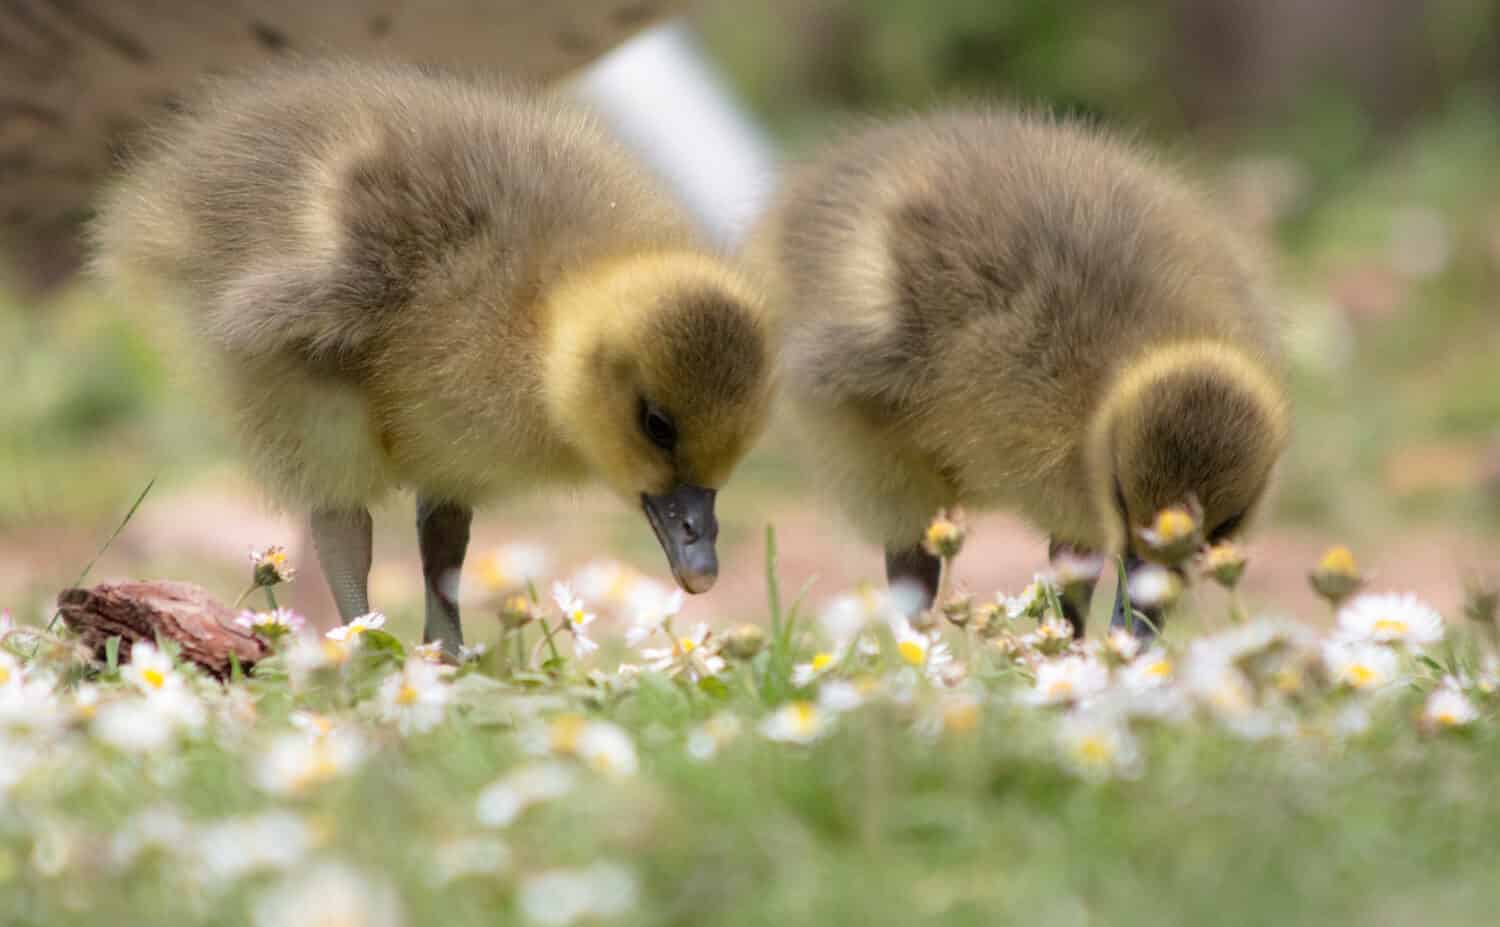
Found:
[2,0,1498,636]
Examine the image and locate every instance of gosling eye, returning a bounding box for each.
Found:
[639,400,678,452]
[1210,512,1245,542]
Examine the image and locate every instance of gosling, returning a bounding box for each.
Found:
[747,109,1288,637]
[94,62,773,651]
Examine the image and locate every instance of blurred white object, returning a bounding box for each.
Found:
[571,20,780,247]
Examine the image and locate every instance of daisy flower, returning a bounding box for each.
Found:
[1137,502,1202,565]
[722,624,767,660]
[686,714,743,761]
[574,720,640,777]
[252,862,401,927]
[91,691,203,754]
[518,862,638,927]
[198,811,314,885]
[623,586,684,647]
[571,560,641,606]
[1201,541,1248,588]
[476,761,578,827]
[791,649,842,688]
[759,701,828,744]
[284,635,351,686]
[1322,640,1400,691]
[921,509,966,559]
[236,608,305,643]
[376,658,452,734]
[817,679,867,714]
[1127,564,1183,611]
[640,623,725,682]
[429,836,512,886]
[110,806,192,870]
[891,620,954,678]
[1026,655,1109,706]
[1310,544,1365,605]
[325,611,386,643]
[254,728,368,796]
[121,641,182,695]
[1120,649,1175,692]
[552,582,598,657]
[1003,576,1052,621]
[1106,628,1143,663]
[473,542,551,593]
[1336,592,1444,647]
[1056,711,1143,782]
[1422,686,1479,729]
[939,693,983,734]
[249,545,297,586]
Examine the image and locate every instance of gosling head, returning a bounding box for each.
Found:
[545,253,774,594]
[1088,341,1290,561]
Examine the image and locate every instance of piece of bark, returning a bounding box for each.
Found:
[57,580,268,680]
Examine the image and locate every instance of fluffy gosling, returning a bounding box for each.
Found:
[747,109,1288,636]
[94,62,773,651]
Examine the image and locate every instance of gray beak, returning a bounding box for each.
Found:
[641,484,719,594]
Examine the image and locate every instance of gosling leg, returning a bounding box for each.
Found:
[417,496,472,654]
[885,543,943,613]
[1110,555,1166,642]
[311,507,373,623]
[1047,538,1099,639]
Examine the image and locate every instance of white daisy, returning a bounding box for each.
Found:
[685,714,743,762]
[1004,575,1053,620]
[640,623,724,682]
[110,806,191,870]
[1056,711,1143,782]
[325,611,387,642]
[551,582,598,657]
[476,761,578,827]
[575,720,640,778]
[473,542,551,592]
[1423,686,1479,729]
[890,620,954,677]
[254,728,368,796]
[252,861,402,927]
[120,641,182,695]
[1120,649,1175,692]
[623,585,684,647]
[1336,593,1444,647]
[429,836,512,886]
[1026,655,1109,706]
[817,679,867,714]
[198,811,314,885]
[376,658,452,734]
[518,862,638,927]
[0,734,37,798]
[571,560,641,606]
[791,649,842,688]
[1127,564,1182,611]
[759,701,828,744]
[235,608,305,642]
[1323,640,1400,691]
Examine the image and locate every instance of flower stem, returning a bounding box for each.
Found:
[1227,588,1247,625]
[232,585,256,609]
[537,619,563,665]
[264,586,280,611]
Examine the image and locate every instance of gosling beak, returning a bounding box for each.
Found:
[641,484,719,594]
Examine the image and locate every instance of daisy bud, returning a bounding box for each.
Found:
[1128,564,1183,612]
[1137,501,1203,566]
[249,546,296,587]
[941,594,973,628]
[499,595,537,630]
[1200,541,1248,589]
[723,624,766,660]
[970,602,1004,638]
[1309,545,1364,606]
[921,510,966,560]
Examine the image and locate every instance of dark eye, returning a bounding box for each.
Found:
[639,400,677,451]
[1211,512,1245,542]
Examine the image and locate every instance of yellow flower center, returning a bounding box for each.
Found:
[1318,545,1358,576]
[1152,508,1195,541]
[791,702,818,734]
[550,715,586,754]
[1273,668,1302,693]
[1076,736,1112,765]
[1146,659,1173,678]
[1346,664,1377,688]
[897,640,927,666]
[396,683,419,706]
[141,668,166,690]
[678,637,697,654]
[1434,711,1460,726]
[570,609,587,626]
[811,652,834,672]
[0,666,10,685]
[347,624,369,638]
[322,639,350,663]
[925,522,957,546]
[943,701,981,733]
[1372,618,1408,636]
[1046,679,1075,699]
[267,551,286,567]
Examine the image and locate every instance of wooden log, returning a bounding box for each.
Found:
[57,581,268,679]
